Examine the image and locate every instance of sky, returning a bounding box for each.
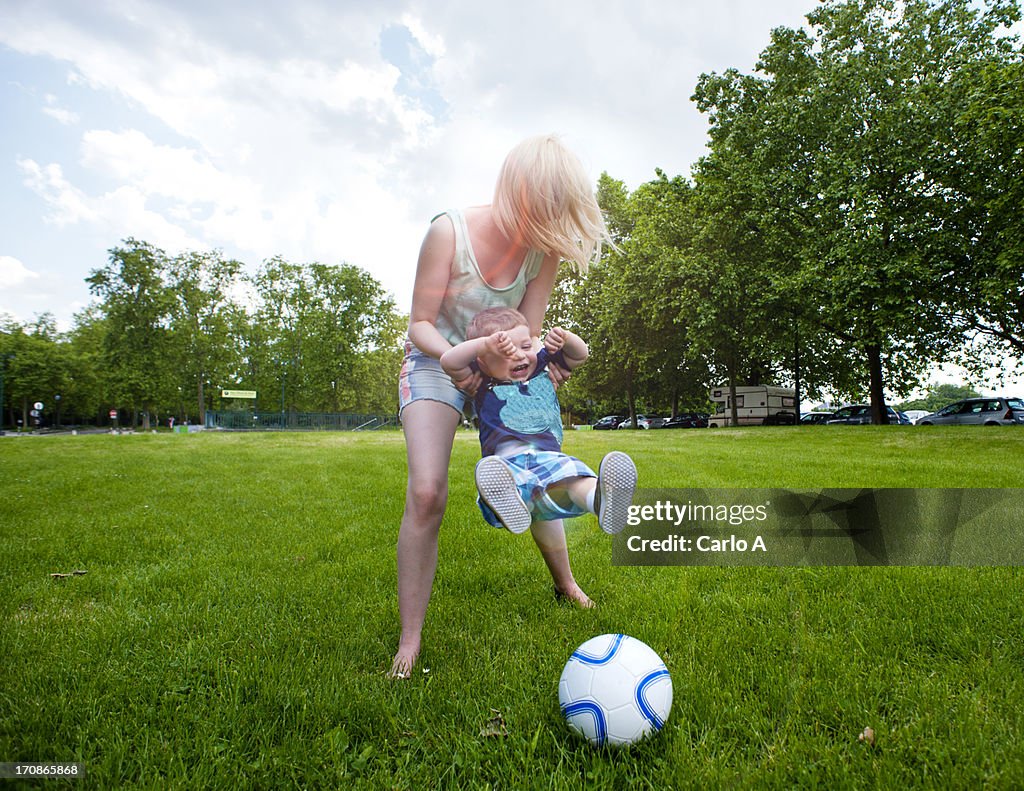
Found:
[0,0,1019,397]
[0,0,817,328]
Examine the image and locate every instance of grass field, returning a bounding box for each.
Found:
[2,427,1023,789]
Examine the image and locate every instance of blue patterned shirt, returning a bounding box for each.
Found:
[474,348,566,456]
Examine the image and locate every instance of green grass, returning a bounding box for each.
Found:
[1,428,1023,789]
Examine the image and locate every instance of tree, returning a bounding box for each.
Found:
[695,0,1022,422]
[166,250,244,422]
[574,174,668,426]
[897,382,982,413]
[245,257,404,415]
[86,240,175,429]
[64,305,109,424]
[943,56,1024,378]
[1,315,65,429]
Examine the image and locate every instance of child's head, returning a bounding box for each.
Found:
[492,134,609,274]
[467,307,537,382]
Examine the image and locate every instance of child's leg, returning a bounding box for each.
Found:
[546,476,596,513]
[475,456,532,534]
[529,519,594,609]
[546,451,637,534]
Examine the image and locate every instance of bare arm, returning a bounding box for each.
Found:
[516,254,560,336]
[440,337,489,382]
[407,217,457,360]
[544,327,588,370]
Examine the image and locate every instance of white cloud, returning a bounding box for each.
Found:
[0,0,816,322]
[0,255,40,287]
[42,102,79,124]
[18,156,204,253]
[18,159,98,226]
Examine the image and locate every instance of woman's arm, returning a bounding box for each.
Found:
[407,217,457,359]
[516,254,560,336]
[518,254,574,386]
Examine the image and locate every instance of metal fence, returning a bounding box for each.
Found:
[206,410,400,431]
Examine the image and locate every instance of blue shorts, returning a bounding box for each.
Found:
[478,448,597,527]
[398,341,469,416]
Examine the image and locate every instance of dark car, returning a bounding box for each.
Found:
[656,413,709,429]
[800,411,835,425]
[917,397,1024,426]
[826,405,910,425]
[592,415,626,430]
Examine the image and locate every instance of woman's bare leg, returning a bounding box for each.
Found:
[529,519,594,609]
[389,400,462,678]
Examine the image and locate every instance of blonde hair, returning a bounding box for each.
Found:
[492,134,609,274]
[466,307,529,341]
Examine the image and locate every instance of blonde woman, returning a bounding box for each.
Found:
[391,135,609,679]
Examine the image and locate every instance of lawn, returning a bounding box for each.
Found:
[2,428,1023,789]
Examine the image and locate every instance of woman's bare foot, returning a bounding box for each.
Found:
[387,642,420,679]
[554,583,595,609]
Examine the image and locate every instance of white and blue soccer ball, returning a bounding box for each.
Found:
[558,633,673,747]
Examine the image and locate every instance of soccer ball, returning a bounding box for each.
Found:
[558,634,672,747]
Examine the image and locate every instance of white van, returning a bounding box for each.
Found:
[709,385,797,428]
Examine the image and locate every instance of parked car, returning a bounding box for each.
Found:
[617,414,664,429]
[916,397,1024,426]
[656,413,709,429]
[826,405,911,425]
[592,415,626,430]
[800,411,835,425]
[902,409,931,424]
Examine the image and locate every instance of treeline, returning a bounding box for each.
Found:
[551,0,1023,424]
[0,240,405,429]
[3,0,1021,429]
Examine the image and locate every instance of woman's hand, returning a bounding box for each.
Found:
[452,369,483,397]
[547,361,572,389]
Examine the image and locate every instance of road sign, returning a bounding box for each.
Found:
[34,401,44,410]
[221,389,257,399]
[109,410,118,419]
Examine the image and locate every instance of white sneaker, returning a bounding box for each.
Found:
[475,456,532,534]
[595,451,637,534]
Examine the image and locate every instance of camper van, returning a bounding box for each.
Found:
[708,385,797,428]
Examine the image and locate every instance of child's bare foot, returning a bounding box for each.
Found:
[387,644,419,679]
[554,584,595,609]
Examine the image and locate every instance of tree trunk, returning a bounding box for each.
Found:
[728,358,739,428]
[866,345,889,425]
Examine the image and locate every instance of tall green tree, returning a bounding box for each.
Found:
[166,250,244,422]
[87,240,175,429]
[1,315,65,429]
[944,56,1024,377]
[245,257,404,414]
[696,0,1021,422]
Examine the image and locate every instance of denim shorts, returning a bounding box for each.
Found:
[398,341,469,416]
[477,448,597,527]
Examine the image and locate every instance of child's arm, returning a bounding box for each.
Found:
[543,327,588,370]
[440,337,488,382]
[441,332,520,381]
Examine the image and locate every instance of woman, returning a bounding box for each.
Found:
[391,134,610,679]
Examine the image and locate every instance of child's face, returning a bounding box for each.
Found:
[477,324,538,382]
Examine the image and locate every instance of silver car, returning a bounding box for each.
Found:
[917,397,1024,426]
